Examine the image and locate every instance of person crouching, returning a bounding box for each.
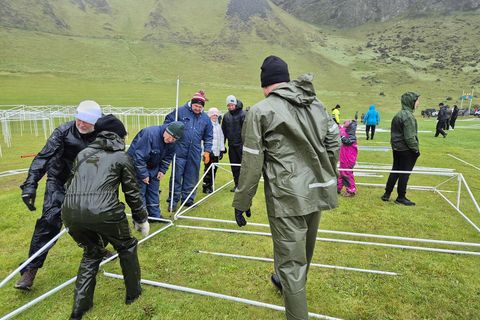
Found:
[61,115,149,320]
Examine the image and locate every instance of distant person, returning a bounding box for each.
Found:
[221,95,246,192]
[435,102,448,138]
[62,115,149,320]
[127,121,185,220]
[338,118,358,197]
[233,56,340,320]
[16,100,102,291]
[381,92,421,206]
[363,104,380,140]
[331,104,341,124]
[449,105,459,130]
[164,90,213,211]
[203,108,226,194]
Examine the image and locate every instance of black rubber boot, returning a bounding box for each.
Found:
[381,193,390,201]
[270,274,282,292]
[118,240,142,305]
[395,197,416,206]
[72,253,102,317]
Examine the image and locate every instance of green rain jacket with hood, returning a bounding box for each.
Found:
[233,74,340,217]
[62,131,148,226]
[390,92,420,153]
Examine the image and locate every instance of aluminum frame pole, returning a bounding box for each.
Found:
[177,225,480,256]
[0,228,68,288]
[196,250,398,276]
[103,272,342,320]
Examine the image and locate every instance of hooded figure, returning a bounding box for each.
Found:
[164,91,213,210]
[233,56,340,320]
[338,120,358,196]
[363,104,380,140]
[382,92,420,206]
[62,115,149,319]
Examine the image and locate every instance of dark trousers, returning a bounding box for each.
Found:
[202,155,219,191]
[385,150,419,198]
[449,117,457,129]
[435,120,447,137]
[22,180,64,272]
[228,145,242,187]
[366,125,376,140]
[67,217,141,315]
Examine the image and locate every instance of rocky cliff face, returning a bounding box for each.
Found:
[271,0,480,28]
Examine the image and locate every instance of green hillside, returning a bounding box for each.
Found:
[0,0,478,114]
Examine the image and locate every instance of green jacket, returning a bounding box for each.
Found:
[390,92,420,152]
[232,74,340,217]
[61,131,148,226]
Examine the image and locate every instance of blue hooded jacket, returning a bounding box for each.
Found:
[363,105,380,126]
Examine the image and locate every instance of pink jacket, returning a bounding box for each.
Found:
[339,121,358,168]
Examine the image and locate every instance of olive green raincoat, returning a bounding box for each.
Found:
[390,92,420,152]
[233,74,340,320]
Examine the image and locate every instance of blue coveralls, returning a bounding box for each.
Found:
[127,124,176,218]
[164,102,213,206]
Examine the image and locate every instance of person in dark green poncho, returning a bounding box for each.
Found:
[233,56,340,320]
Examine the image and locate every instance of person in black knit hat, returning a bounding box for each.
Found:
[233,55,340,320]
[62,114,149,319]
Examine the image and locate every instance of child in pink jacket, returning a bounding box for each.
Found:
[337,119,358,196]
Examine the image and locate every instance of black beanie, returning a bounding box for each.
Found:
[94,114,127,138]
[260,55,290,87]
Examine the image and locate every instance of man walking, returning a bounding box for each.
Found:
[363,104,380,140]
[233,56,340,320]
[16,100,102,290]
[381,92,421,206]
[221,95,246,191]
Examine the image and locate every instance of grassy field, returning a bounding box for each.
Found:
[1,1,479,318]
[0,114,479,320]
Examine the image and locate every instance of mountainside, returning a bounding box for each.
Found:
[271,0,480,28]
[0,0,478,110]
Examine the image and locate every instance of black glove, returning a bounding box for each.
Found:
[22,193,36,211]
[219,152,224,160]
[415,151,421,158]
[234,208,251,227]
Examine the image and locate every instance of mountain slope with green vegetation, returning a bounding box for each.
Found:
[0,0,478,114]
[1,2,480,320]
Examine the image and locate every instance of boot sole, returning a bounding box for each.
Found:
[14,284,32,291]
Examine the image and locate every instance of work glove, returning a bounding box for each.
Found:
[22,193,36,211]
[203,151,210,164]
[134,221,150,238]
[234,208,251,227]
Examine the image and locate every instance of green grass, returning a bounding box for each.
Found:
[0,116,480,319]
[1,1,480,318]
